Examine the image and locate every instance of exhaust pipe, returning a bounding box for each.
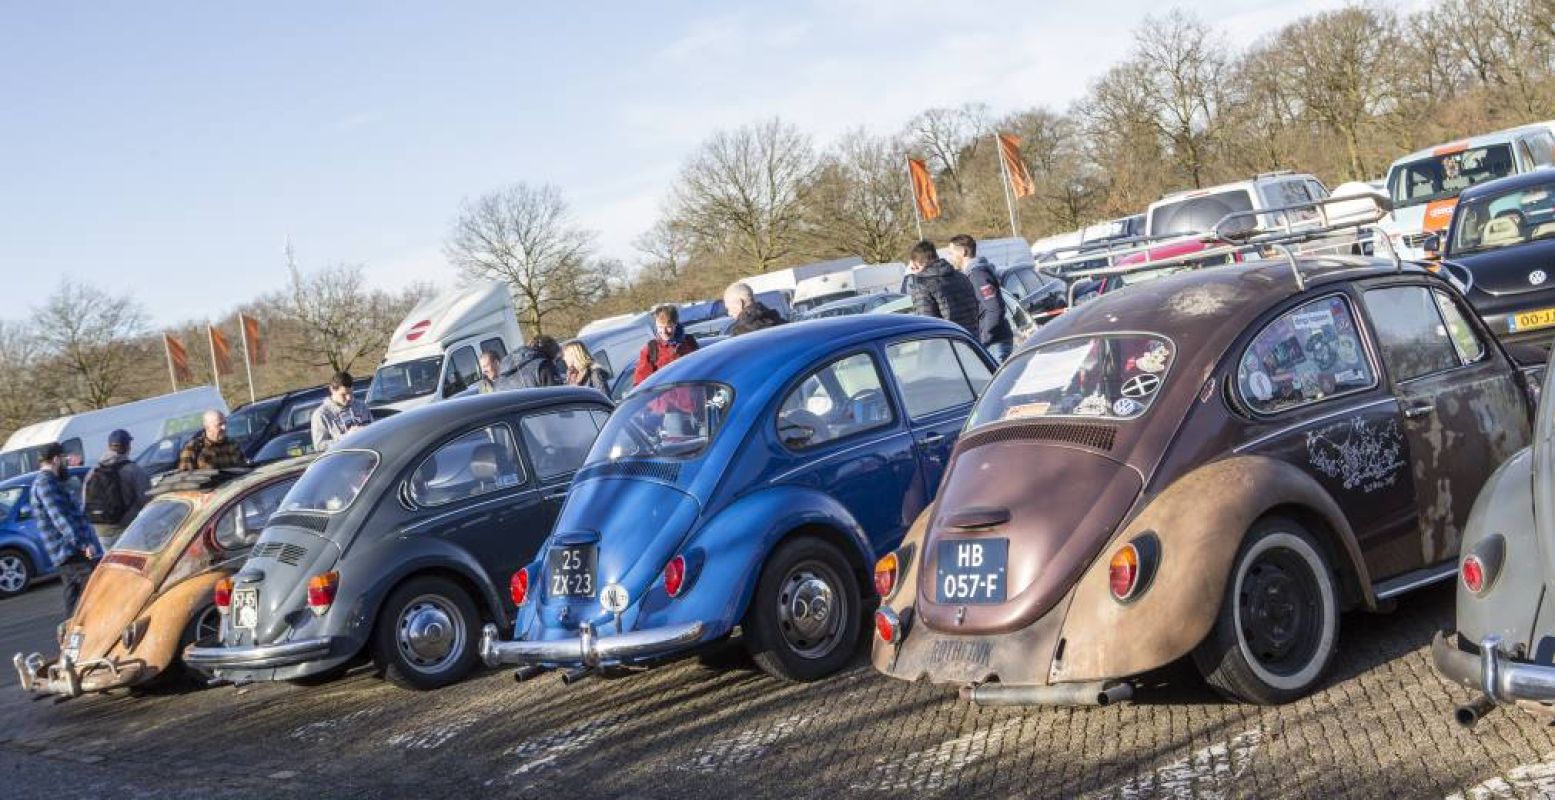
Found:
[511,665,547,683]
[960,680,1134,707]
[1455,694,1498,728]
[559,666,592,685]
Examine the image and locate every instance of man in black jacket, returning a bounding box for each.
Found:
[499,336,563,389]
[948,234,1015,361]
[906,240,979,337]
[723,282,785,336]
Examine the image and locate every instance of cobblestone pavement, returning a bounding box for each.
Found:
[3,581,1555,799]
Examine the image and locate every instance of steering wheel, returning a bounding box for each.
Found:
[846,388,889,426]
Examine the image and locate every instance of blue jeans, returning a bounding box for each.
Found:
[986,340,1013,363]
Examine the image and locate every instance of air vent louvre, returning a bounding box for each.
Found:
[266,512,329,533]
[575,461,681,484]
[955,422,1118,454]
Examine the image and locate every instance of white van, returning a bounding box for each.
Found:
[364,282,524,414]
[0,386,226,479]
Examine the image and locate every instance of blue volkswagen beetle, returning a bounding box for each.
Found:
[0,467,90,598]
[481,315,995,680]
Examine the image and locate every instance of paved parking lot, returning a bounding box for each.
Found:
[3,581,1555,799]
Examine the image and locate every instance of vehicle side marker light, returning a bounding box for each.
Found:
[664,555,687,598]
[214,577,234,613]
[1461,555,1486,594]
[1109,532,1160,603]
[1463,534,1506,595]
[307,571,340,616]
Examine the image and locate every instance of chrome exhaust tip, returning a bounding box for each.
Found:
[1455,694,1497,728]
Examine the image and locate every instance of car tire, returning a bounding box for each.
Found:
[0,548,34,598]
[372,576,480,691]
[743,537,861,682]
[1192,516,1339,705]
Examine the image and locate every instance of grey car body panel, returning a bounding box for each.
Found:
[1451,449,1542,653]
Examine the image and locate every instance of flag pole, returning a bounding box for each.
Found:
[904,156,925,241]
[238,316,257,405]
[206,324,223,398]
[994,134,1020,238]
[163,335,178,393]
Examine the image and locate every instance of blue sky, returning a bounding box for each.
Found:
[0,0,1382,326]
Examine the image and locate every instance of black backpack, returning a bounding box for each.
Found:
[84,461,129,525]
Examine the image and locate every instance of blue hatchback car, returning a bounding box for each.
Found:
[0,467,90,598]
[481,315,995,681]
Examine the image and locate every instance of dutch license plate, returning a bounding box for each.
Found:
[63,632,84,661]
[935,539,1008,604]
[232,587,259,630]
[1511,307,1555,333]
[546,545,597,598]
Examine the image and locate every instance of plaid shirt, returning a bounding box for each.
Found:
[30,469,98,567]
[176,432,247,471]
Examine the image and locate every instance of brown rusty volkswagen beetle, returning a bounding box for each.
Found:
[872,240,1533,705]
[14,459,309,697]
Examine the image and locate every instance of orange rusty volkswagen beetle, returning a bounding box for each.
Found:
[14,458,310,697]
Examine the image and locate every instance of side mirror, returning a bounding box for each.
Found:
[1421,233,1442,260]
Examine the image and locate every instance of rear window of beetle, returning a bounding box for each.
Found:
[280,450,378,513]
[113,499,192,553]
[969,335,1173,426]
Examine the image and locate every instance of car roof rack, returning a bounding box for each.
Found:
[147,467,253,497]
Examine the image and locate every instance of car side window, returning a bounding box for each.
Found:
[1518,138,1537,170]
[480,336,508,361]
[213,478,299,550]
[519,409,599,480]
[589,409,610,430]
[1531,132,1555,167]
[442,346,480,398]
[1237,295,1376,415]
[950,340,993,395]
[777,352,893,450]
[408,424,524,507]
[1362,286,1461,381]
[884,338,976,419]
[1432,290,1485,364]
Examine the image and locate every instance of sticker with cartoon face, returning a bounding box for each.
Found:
[1135,343,1170,374]
[1074,393,1110,416]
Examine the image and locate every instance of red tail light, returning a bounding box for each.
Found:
[874,552,899,597]
[307,571,339,615]
[214,577,233,612]
[511,567,530,606]
[1461,555,1486,594]
[1109,544,1140,601]
[664,555,686,598]
[875,608,902,643]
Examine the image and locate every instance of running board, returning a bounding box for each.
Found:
[1373,561,1457,600]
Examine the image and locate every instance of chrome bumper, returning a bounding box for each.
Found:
[183,637,333,671]
[479,621,706,669]
[1433,631,1555,705]
[13,652,127,698]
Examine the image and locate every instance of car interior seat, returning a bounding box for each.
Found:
[469,442,501,492]
[1482,216,1524,247]
[1529,222,1555,240]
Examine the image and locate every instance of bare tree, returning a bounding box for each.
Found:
[910,103,990,196]
[265,244,426,374]
[444,183,600,335]
[806,130,915,263]
[0,321,46,439]
[670,118,818,275]
[31,280,149,410]
[1134,11,1229,188]
[633,217,694,280]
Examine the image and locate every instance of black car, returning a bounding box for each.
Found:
[1434,169,1555,349]
[998,265,1068,321]
[134,430,199,477]
[185,388,613,689]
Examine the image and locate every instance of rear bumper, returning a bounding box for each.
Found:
[183,636,334,672]
[13,652,143,698]
[479,621,706,669]
[1433,631,1555,705]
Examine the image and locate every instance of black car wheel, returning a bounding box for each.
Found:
[743,537,860,682]
[166,605,224,687]
[1193,516,1338,705]
[0,548,34,598]
[372,576,480,690]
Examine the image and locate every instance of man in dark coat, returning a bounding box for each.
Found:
[723,282,785,336]
[948,234,1015,361]
[906,240,979,337]
[500,336,563,389]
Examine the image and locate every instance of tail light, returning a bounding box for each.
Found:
[1461,555,1486,594]
[510,567,530,606]
[874,552,899,597]
[875,607,909,644]
[306,571,339,616]
[664,555,686,598]
[214,577,233,613]
[1109,545,1140,601]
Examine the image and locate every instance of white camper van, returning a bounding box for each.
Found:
[0,386,226,479]
[364,282,524,414]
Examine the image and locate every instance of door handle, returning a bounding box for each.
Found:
[920,432,946,447]
[1403,403,1435,420]
[544,490,569,502]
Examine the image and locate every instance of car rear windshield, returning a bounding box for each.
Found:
[114,499,192,553]
[969,335,1174,426]
[367,356,441,405]
[1389,144,1515,209]
[587,382,734,464]
[279,450,378,514]
[1148,190,1254,237]
[1449,181,1555,255]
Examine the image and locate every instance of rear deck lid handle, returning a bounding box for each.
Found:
[552,530,602,546]
[942,507,1011,529]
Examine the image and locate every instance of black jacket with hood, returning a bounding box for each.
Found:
[729,302,786,336]
[909,258,980,337]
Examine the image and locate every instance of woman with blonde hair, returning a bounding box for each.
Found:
[562,341,612,395]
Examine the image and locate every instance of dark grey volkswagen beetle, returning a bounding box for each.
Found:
[185,388,612,689]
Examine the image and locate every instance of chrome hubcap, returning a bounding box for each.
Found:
[397,596,463,671]
[776,563,846,660]
[0,556,27,593]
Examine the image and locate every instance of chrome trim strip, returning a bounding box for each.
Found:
[183,637,333,670]
[1373,561,1457,599]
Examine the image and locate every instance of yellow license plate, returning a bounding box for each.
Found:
[1511,308,1555,332]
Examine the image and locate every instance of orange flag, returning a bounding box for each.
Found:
[240,313,266,366]
[907,157,942,221]
[209,325,234,376]
[164,334,192,384]
[997,133,1036,199]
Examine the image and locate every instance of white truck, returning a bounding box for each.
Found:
[0,386,226,479]
[364,282,524,414]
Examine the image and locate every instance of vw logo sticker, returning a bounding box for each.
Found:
[1531,270,1548,286]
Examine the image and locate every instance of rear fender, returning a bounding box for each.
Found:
[127,571,225,677]
[351,539,507,642]
[1454,448,1542,651]
[1054,455,1366,683]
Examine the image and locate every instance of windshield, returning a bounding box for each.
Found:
[0,486,21,519]
[226,398,281,446]
[135,434,186,473]
[969,335,1174,426]
[368,356,442,405]
[586,382,734,464]
[114,499,193,553]
[1449,181,1555,255]
[254,432,315,462]
[0,446,46,481]
[1148,190,1254,237]
[280,450,377,513]
[1389,144,1515,209]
